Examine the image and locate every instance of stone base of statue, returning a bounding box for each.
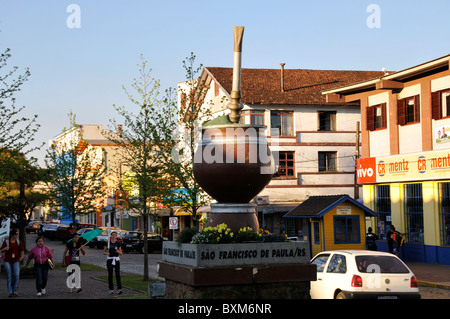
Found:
[158,241,316,299]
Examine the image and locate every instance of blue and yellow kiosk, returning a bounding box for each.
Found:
[284,195,377,257]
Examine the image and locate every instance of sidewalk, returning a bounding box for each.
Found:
[1,262,449,299]
[406,262,450,289]
[0,268,147,299]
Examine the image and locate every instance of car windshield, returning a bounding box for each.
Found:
[355,256,410,273]
[125,232,141,238]
[311,254,330,272]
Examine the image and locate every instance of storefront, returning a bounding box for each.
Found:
[357,150,450,264]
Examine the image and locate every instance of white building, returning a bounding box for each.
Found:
[188,65,384,236]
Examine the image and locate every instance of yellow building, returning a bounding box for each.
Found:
[284,195,376,257]
[323,54,450,265]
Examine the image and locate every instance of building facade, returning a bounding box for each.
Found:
[323,54,450,265]
[191,66,383,238]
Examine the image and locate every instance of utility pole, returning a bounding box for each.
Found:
[354,121,360,199]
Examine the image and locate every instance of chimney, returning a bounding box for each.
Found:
[280,63,285,92]
[117,124,123,137]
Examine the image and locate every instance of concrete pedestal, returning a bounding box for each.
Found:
[158,241,316,299]
[158,262,316,299]
[206,203,259,233]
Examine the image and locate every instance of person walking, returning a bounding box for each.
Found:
[387,225,403,256]
[103,231,122,295]
[366,227,379,251]
[25,236,55,296]
[62,233,86,293]
[0,229,24,297]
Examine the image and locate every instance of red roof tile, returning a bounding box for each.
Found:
[205,67,384,106]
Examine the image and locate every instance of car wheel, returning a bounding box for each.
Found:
[335,291,348,299]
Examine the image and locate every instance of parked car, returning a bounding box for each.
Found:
[25,221,42,233]
[42,223,61,240]
[122,231,164,253]
[55,224,71,242]
[88,227,120,249]
[76,227,95,236]
[56,223,97,243]
[309,250,420,299]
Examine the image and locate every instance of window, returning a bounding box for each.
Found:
[318,151,336,172]
[271,111,293,136]
[326,254,347,273]
[432,89,450,120]
[404,183,424,244]
[311,254,330,272]
[313,222,321,245]
[375,185,391,240]
[367,103,387,131]
[318,111,336,131]
[240,109,265,126]
[274,151,295,177]
[356,256,409,273]
[398,95,420,125]
[334,215,360,244]
[439,182,450,246]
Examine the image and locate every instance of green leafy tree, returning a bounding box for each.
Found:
[0,150,50,248]
[104,55,175,281]
[0,46,41,187]
[158,52,212,227]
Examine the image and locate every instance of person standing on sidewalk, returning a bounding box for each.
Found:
[103,231,122,295]
[25,236,55,296]
[62,233,86,293]
[366,227,379,251]
[0,229,24,297]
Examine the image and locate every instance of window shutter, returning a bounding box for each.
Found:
[381,103,387,128]
[431,91,441,120]
[397,99,406,125]
[414,95,420,122]
[366,106,375,131]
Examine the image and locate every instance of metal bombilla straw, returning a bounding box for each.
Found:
[228,26,244,124]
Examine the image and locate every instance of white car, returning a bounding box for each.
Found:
[310,250,420,299]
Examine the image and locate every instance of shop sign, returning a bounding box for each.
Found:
[336,206,352,215]
[357,149,450,184]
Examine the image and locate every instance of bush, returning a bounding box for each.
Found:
[191,223,234,244]
[176,226,199,244]
[235,227,262,243]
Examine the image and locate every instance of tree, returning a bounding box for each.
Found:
[44,113,106,225]
[0,150,50,248]
[0,46,41,187]
[158,52,212,227]
[103,55,175,281]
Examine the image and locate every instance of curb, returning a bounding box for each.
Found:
[418,281,450,290]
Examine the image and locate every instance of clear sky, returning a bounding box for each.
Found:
[1,0,450,165]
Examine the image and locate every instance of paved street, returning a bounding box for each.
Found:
[0,233,448,299]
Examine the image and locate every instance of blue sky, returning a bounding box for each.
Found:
[1,0,450,165]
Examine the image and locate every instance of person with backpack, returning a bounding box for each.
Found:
[387,225,403,256]
[366,227,379,251]
[0,229,25,297]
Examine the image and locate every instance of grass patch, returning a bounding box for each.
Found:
[55,263,105,271]
[95,274,162,293]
